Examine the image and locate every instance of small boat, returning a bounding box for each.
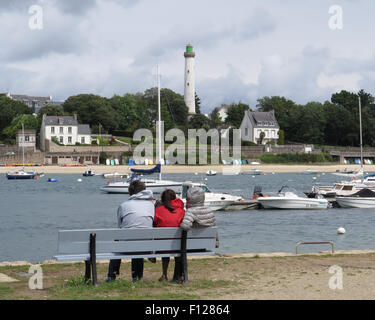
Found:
[301,169,320,175]
[206,170,217,176]
[242,168,262,175]
[102,172,129,179]
[336,188,375,208]
[6,123,39,180]
[83,170,95,177]
[47,178,58,183]
[258,186,329,210]
[6,170,37,180]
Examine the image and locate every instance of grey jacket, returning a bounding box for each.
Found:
[179,205,216,230]
[117,190,155,228]
[180,187,216,230]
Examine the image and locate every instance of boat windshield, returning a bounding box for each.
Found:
[278,186,307,198]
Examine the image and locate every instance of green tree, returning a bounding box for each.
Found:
[195,93,201,114]
[278,129,285,145]
[224,102,250,128]
[0,96,31,135]
[188,114,210,131]
[2,114,38,144]
[63,94,120,133]
[209,107,223,128]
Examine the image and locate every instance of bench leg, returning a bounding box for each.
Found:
[84,261,91,283]
[90,233,98,286]
[181,230,189,284]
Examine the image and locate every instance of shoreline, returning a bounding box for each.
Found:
[2,249,375,266]
[0,164,372,174]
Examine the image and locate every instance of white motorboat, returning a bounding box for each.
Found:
[206,170,217,176]
[242,168,262,175]
[100,177,183,194]
[180,181,238,211]
[312,181,375,198]
[336,189,375,208]
[258,186,329,210]
[102,172,129,179]
[331,169,362,178]
[301,169,320,175]
[83,169,96,177]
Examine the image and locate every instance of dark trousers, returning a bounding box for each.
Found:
[162,256,183,280]
[107,258,144,280]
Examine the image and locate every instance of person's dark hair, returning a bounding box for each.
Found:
[161,189,176,213]
[128,180,146,196]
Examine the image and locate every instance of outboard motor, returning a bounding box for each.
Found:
[253,185,263,199]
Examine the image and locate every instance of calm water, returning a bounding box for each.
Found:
[1,171,375,263]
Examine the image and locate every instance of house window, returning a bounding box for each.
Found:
[68,127,72,134]
[68,137,72,144]
[59,136,63,143]
[51,127,55,134]
[25,136,29,142]
[81,137,85,144]
[59,127,63,134]
[245,128,248,136]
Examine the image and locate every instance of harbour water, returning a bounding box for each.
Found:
[1,171,375,263]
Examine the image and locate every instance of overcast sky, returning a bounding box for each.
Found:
[0,0,374,113]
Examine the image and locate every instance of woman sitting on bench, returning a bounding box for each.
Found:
[154,189,186,282]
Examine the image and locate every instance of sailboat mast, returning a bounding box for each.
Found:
[157,65,162,181]
[359,96,363,172]
[22,123,25,170]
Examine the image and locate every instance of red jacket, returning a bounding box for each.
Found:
[154,198,186,227]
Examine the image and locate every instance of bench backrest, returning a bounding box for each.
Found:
[57,227,217,255]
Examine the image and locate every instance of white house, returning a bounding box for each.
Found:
[40,115,91,151]
[6,92,63,114]
[16,129,36,151]
[240,110,279,145]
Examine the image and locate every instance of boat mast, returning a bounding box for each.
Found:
[359,96,363,173]
[22,123,25,170]
[157,65,162,181]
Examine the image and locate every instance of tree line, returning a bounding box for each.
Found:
[0,89,373,147]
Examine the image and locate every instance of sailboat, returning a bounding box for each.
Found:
[6,124,38,180]
[100,66,183,194]
[331,96,364,179]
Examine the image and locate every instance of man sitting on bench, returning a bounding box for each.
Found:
[105,180,155,282]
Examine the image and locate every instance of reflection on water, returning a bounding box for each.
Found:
[1,171,375,263]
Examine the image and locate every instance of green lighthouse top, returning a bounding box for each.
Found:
[186,44,193,53]
[184,44,195,58]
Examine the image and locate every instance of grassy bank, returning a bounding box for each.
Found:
[2,252,375,300]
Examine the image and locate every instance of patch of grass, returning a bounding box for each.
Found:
[0,284,14,298]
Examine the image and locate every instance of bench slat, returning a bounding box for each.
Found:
[58,238,216,255]
[54,251,215,262]
[58,227,217,242]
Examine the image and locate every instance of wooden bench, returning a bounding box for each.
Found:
[54,227,217,285]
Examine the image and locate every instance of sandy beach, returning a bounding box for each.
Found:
[2,250,375,300]
[0,164,372,174]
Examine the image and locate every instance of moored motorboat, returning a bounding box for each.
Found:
[206,170,217,176]
[336,188,375,208]
[83,169,96,176]
[258,186,329,210]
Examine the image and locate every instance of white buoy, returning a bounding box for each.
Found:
[195,172,198,175]
[337,227,346,234]
[312,177,317,180]
[77,178,82,182]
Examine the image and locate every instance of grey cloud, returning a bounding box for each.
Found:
[132,7,276,67]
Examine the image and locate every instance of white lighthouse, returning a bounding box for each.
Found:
[184,44,196,115]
